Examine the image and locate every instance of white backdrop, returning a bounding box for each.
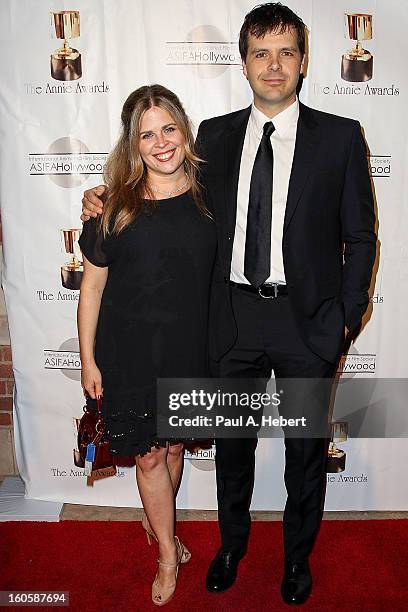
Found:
[1,0,407,509]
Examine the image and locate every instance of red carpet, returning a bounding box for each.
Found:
[1,520,407,611]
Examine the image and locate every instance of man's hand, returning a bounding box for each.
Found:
[81,185,106,221]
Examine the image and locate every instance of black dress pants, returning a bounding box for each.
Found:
[212,285,338,562]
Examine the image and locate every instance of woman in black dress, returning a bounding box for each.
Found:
[77,85,216,606]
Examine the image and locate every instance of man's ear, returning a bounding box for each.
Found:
[300,54,305,75]
[242,60,248,79]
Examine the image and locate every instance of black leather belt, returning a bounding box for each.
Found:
[229,280,288,299]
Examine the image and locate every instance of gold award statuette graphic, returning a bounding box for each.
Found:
[61,229,83,290]
[341,13,373,82]
[50,10,82,81]
[327,421,348,473]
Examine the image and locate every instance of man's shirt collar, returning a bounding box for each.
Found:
[250,97,299,137]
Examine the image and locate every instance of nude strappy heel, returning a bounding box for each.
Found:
[142,515,191,563]
[151,536,183,606]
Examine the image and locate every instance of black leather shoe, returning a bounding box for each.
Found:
[206,549,242,593]
[281,559,312,605]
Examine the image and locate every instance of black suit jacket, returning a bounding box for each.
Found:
[197,102,376,364]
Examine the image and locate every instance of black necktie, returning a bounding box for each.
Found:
[244,121,275,288]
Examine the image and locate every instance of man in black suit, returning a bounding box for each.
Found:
[196,3,375,604]
[81,3,376,605]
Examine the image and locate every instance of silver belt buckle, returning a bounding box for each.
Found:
[258,283,278,299]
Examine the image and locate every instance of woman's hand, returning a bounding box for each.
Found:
[81,361,103,399]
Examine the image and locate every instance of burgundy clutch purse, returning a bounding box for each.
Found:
[73,397,133,486]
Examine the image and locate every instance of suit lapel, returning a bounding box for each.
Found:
[284,103,320,232]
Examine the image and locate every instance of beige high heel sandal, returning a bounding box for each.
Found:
[142,515,191,563]
[151,536,183,606]
[142,513,158,546]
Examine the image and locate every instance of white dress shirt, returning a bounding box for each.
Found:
[230,98,299,284]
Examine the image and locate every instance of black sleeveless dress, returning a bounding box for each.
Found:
[78,190,217,456]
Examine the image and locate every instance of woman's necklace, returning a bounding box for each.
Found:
[150,174,189,198]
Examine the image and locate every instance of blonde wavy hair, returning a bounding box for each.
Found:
[100,84,207,236]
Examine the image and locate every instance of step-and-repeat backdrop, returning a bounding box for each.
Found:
[1,0,407,509]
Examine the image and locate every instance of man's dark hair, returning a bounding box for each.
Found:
[239,2,306,60]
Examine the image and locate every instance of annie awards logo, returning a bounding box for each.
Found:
[24,10,109,95]
[341,13,373,82]
[165,25,240,78]
[50,11,82,81]
[311,11,399,98]
[60,229,83,290]
[327,421,348,473]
